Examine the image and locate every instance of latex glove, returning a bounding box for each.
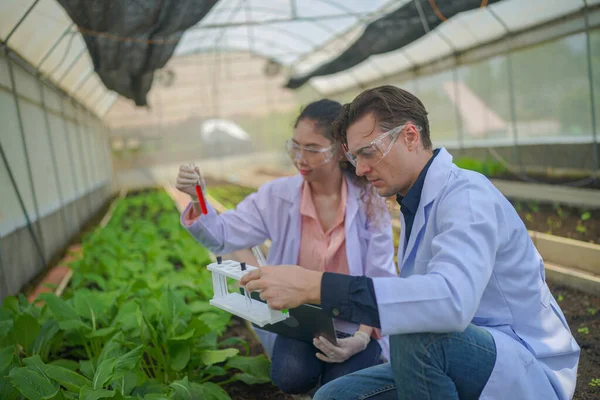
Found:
[175,163,206,202]
[313,331,370,363]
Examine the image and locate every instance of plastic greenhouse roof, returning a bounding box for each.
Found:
[0,0,118,117]
[1,0,597,118]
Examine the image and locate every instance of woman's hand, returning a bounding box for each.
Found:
[176,163,206,201]
[313,331,371,363]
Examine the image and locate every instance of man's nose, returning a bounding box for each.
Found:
[355,161,371,177]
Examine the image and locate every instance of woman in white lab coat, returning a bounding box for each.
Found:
[175,99,398,395]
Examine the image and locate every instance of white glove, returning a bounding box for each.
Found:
[175,163,206,202]
[313,331,370,363]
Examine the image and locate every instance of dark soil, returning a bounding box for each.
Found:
[509,200,600,244]
[385,196,600,244]
[547,281,600,400]
[492,173,600,190]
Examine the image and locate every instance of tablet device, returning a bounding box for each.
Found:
[244,290,339,345]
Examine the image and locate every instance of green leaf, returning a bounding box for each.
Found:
[218,337,249,356]
[225,355,270,383]
[169,377,193,400]
[205,366,227,377]
[31,320,61,357]
[23,355,51,381]
[93,358,116,389]
[14,313,41,351]
[79,386,115,400]
[2,296,20,315]
[40,295,80,322]
[169,329,195,342]
[0,345,14,373]
[86,327,117,339]
[159,289,190,329]
[187,301,213,314]
[0,375,20,400]
[169,343,190,372]
[231,372,270,385]
[198,348,238,365]
[190,382,231,400]
[45,364,91,392]
[111,370,145,396]
[114,345,144,376]
[58,320,92,332]
[8,367,59,400]
[188,318,211,338]
[79,360,95,380]
[49,359,80,371]
[581,211,592,221]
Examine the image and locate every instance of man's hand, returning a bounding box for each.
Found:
[239,265,323,310]
[313,331,371,363]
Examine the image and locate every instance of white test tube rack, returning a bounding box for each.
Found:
[207,259,289,327]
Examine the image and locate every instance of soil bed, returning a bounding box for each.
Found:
[547,281,600,400]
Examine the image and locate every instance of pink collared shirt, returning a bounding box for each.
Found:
[297,178,349,275]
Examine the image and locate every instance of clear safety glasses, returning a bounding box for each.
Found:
[342,123,420,167]
[285,140,336,167]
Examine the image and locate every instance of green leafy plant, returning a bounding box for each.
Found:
[590,378,600,387]
[2,190,271,399]
[587,308,598,316]
[207,185,256,210]
[581,211,592,221]
[578,327,589,335]
[557,294,565,302]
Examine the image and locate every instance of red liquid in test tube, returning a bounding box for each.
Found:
[195,184,208,215]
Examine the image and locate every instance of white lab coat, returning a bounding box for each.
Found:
[182,173,398,360]
[372,148,580,399]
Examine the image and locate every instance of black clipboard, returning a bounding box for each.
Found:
[243,289,339,345]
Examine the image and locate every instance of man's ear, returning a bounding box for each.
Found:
[404,124,420,150]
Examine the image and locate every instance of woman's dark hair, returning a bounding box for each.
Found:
[295,99,387,226]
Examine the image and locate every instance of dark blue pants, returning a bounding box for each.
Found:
[313,324,497,400]
[270,334,383,394]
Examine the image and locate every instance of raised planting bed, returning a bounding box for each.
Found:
[509,200,599,245]
[454,157,600,190]
[3,189,274,399]
[547,281,600,400]
[206,184,256,211]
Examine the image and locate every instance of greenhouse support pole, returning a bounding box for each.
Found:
[72,102,94,215]
[583,1,599,178]
[4,48,47,266]
[38,80,71,237]
[59,95,84,228]
[0,246,10,299]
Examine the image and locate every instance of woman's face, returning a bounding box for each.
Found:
[289,119,340,182]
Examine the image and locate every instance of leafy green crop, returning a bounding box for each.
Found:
[206,185,256,210]
[1,190,270,399]
[454,157,508,177]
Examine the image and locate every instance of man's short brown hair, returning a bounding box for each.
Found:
[333,85,431,149]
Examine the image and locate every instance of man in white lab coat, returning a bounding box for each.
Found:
[241,85,580,399]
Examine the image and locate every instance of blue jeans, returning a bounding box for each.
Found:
[270,334,383,394]
[313,324,497,400]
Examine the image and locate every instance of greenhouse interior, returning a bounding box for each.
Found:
[1,0,599,399]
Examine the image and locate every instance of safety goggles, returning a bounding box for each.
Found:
[285,140,335,167]
[342,123,419,167]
